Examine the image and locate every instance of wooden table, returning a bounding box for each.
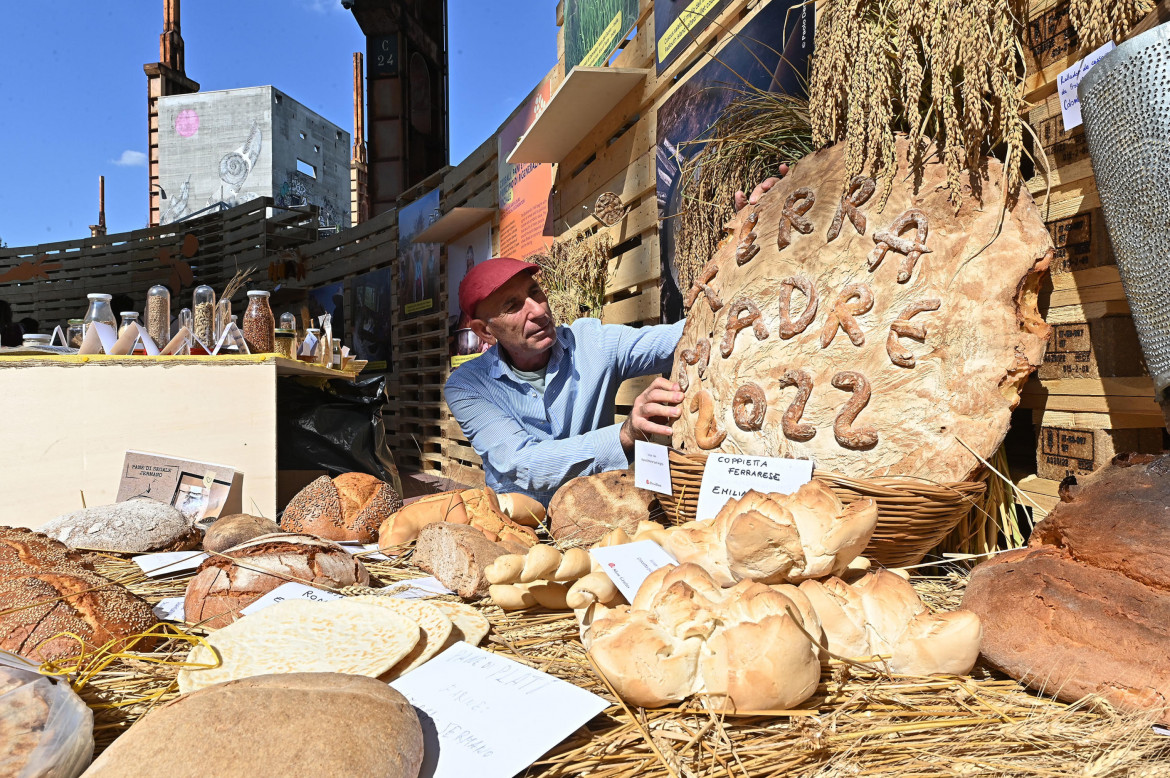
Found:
[0,354,360,528]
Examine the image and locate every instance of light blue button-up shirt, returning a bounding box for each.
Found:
[444,317,686,505]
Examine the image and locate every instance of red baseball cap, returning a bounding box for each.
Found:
[459,257,540,319]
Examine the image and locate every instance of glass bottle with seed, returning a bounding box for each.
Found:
[146,285,171,345]
[118,312,140,340]
[67,319,85,348]
[82,293,117,337]
[242,290,276,353]
[192,285,216,347]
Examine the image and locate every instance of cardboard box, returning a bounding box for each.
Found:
[117,451,242,522]
[1036,426,1164,480]
[1039,317,1145,380]
[1047,209,1115,276]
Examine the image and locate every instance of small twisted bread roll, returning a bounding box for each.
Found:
[566,572,620,610]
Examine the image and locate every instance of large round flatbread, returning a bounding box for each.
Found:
[346,596,453,678]
[671,138,1051,482]
[430,600,490,646]
[177,599,419,694]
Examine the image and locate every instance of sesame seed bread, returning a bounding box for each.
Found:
[0,570,159,662]
[282,473,403,544]
[0,526,99,573]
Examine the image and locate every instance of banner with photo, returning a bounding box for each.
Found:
[564,0,640,70]
[448,221,494,368]
[654,0,730,74]
[351,266,393,370]
[308,281,345,346]
[655,0,813,323]
[398,187,441,318]
[498,75,555,260]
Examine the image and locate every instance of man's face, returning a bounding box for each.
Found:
[473,272,557,360]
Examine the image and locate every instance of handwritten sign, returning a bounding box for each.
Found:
[590,540,677,603]
[1059,41,1115,131]
[389,642,608,778]
[239,581,342,616]
[634,441,672,495]
[153,597,186,622]
[695,454,813,520]
[132,551,208,577]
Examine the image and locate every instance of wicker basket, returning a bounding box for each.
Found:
[661,450,986,568]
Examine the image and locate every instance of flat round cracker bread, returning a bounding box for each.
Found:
[177,599,420,694]
[430,601,490,647]
[347,596,453,678]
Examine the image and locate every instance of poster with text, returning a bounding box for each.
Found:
[656,0,813,323]
[498,76,555,260]
[352,266,393,370]
[448,221,494,366]
[565,0,640,70]
[399,187,441,318]
[655,0,730,74]
[308,281,345,346]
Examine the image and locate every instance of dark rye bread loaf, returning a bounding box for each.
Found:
[0,570,159,661]
[413,522,515,599]
[184,533,370,629]
[547,469,659,546]
[963,453,1170,722]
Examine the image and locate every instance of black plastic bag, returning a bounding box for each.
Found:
[276,374,401,495]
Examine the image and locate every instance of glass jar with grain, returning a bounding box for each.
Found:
[192,285,216,346]
[146,285,171,345]
[242,290,275,353]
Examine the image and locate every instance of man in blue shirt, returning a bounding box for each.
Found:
[444,258,686,505]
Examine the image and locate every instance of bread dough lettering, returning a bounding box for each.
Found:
[777,368,816,442]
[831,371,878,449]
[721,297,769,358]
[732,382,767,431]
[819,282,874,349]
[777,275,819,339]
[868,208,932,283]
[826,175,875,242]
[736,210,761,265]
[684,259,725,312]
[886,298,941,368]
[777,188,816,251]
[678,338,712,391]
[691,389,727,450]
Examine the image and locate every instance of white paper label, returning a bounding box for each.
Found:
[386,576,456,600]
[1154,724,1170,737]
[389,642,608,778]
[337,540,392,562]
[695,453,813,520]
[590,540,677,603]
[92,321,119,354]
[1058,41,1115,131]
[239,581,342,616]
[135,323,161,356]
[132,551,208,577]
[153,597,186,622]
[633,441,672,495]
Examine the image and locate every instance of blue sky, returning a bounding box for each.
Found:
[0,1,557,247]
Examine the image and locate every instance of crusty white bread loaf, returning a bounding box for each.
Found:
[592,482,878,587]
[798,569,981,676]
[282,473,402,543]
[587,563,821,710]
[0,569,159,662]
[496,492,546,527]
[377,488,538,553]
[183,533,369,628]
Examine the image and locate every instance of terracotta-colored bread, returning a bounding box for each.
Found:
[586,563,821,710]
[0,569,159,662]
[963,453,1170,721]
[282,473,403,543]
[183,533,369,628]
[0,526,99,572]
[377,488,538,553]
[547,470,659,546]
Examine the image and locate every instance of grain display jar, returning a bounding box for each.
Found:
[146,285,170,345]
[192,285,216,346]
[242,290,276,354]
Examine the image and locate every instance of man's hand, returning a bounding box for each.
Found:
[733,164,790,212]
[620,377,684,452]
